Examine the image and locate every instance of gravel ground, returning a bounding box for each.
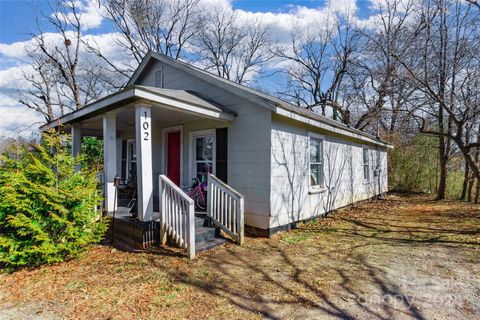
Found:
[1,194,479,319]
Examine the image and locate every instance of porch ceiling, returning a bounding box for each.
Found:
[41,85,235,131]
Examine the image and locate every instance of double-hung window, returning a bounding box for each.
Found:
[190,129,216,183]
[363,147,370,181]
[309,135,324,188]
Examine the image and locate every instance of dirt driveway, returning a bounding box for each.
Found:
[1,194,479,319]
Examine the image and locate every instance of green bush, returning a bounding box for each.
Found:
[81,136,103,171]
[387,133,438,194]
[0,131,107,271]
[386,132,465,199]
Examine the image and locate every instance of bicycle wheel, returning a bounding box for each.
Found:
[195,193,207,211]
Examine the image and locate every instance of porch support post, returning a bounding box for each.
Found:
[103,114,117,213]
[71,124,82,171]
[135,104,153,221]
[71,124,82,157]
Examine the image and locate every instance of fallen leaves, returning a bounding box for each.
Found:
[0,194,479,319]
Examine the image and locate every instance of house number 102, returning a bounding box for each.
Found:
[143,111,149,141]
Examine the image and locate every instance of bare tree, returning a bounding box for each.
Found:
[274,14,360,120]
[29,0,84,110]
[89,0,202,84]
[465,0,480,8]
[19,0,112,123]
[345,0,417,132]
[18,53,58,123]
[195,8,271,84]
[394,0,480,200]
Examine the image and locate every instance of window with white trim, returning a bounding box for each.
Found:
[309,137,324,188]
[190,130,215,183]
[363,147,370,181]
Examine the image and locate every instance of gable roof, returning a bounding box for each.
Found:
[128,51,392,148]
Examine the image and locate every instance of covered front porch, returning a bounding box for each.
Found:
[47,85,244,258]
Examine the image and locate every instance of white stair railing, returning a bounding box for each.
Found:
[159,175,195,259]
[207,174,244,244]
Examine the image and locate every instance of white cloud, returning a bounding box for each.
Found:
[0,40,30,60]
[196,0,357,44]
[328,0,358,17]
[55,0,106,31]
[0,64,32,89]
[0,93,20,108]
[0,105,43,139]
[0,69,45,138]
[82,32,131,63]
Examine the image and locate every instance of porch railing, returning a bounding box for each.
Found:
[159,174,195,259]
[206,174,244,244]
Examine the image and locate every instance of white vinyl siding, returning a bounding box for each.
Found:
[138,60,272,228]
[154,68,163,87]
[132,57,387,231]
[270,117,389,229]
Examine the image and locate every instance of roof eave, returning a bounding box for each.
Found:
[41,85,235,130]
[275,107,393,149]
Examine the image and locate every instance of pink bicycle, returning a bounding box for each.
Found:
[187,177,207,210]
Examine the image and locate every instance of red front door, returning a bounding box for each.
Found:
[166,131,181,186]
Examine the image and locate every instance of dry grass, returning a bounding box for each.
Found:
[1,194,479,319]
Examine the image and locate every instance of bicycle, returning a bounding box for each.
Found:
[187,177,207,211]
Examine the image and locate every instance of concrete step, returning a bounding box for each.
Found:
[195,216,209,228]
[195,237,228,253]
[195,226,219,243]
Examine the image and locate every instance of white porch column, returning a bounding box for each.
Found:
[103,114,117,213]
[71,124,82,157]
[135,104,153,221]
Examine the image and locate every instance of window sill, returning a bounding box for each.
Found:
[308,187,327,195]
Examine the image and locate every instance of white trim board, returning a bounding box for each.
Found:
[188,129,216,182]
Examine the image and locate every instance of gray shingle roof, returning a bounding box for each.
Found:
[135,85,228,113]
[129,51,391,147]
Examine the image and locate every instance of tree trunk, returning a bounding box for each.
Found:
[461,130,472,200]
[437,148,448,200]
[474,128,480,203]
[436,111,448,200]
[475,178,479,204]
[461,161,470,200]
[467,172,475,202]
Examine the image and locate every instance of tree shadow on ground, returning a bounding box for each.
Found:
[149,239,428,319]
[144,195,478,319]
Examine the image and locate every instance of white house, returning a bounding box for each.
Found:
[43,52,391,258]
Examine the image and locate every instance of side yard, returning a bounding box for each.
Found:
[1,194,479,319]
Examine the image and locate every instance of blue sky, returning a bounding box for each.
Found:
[0,1,300,43]
[0,0,378,137]
[0,0,374,44]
